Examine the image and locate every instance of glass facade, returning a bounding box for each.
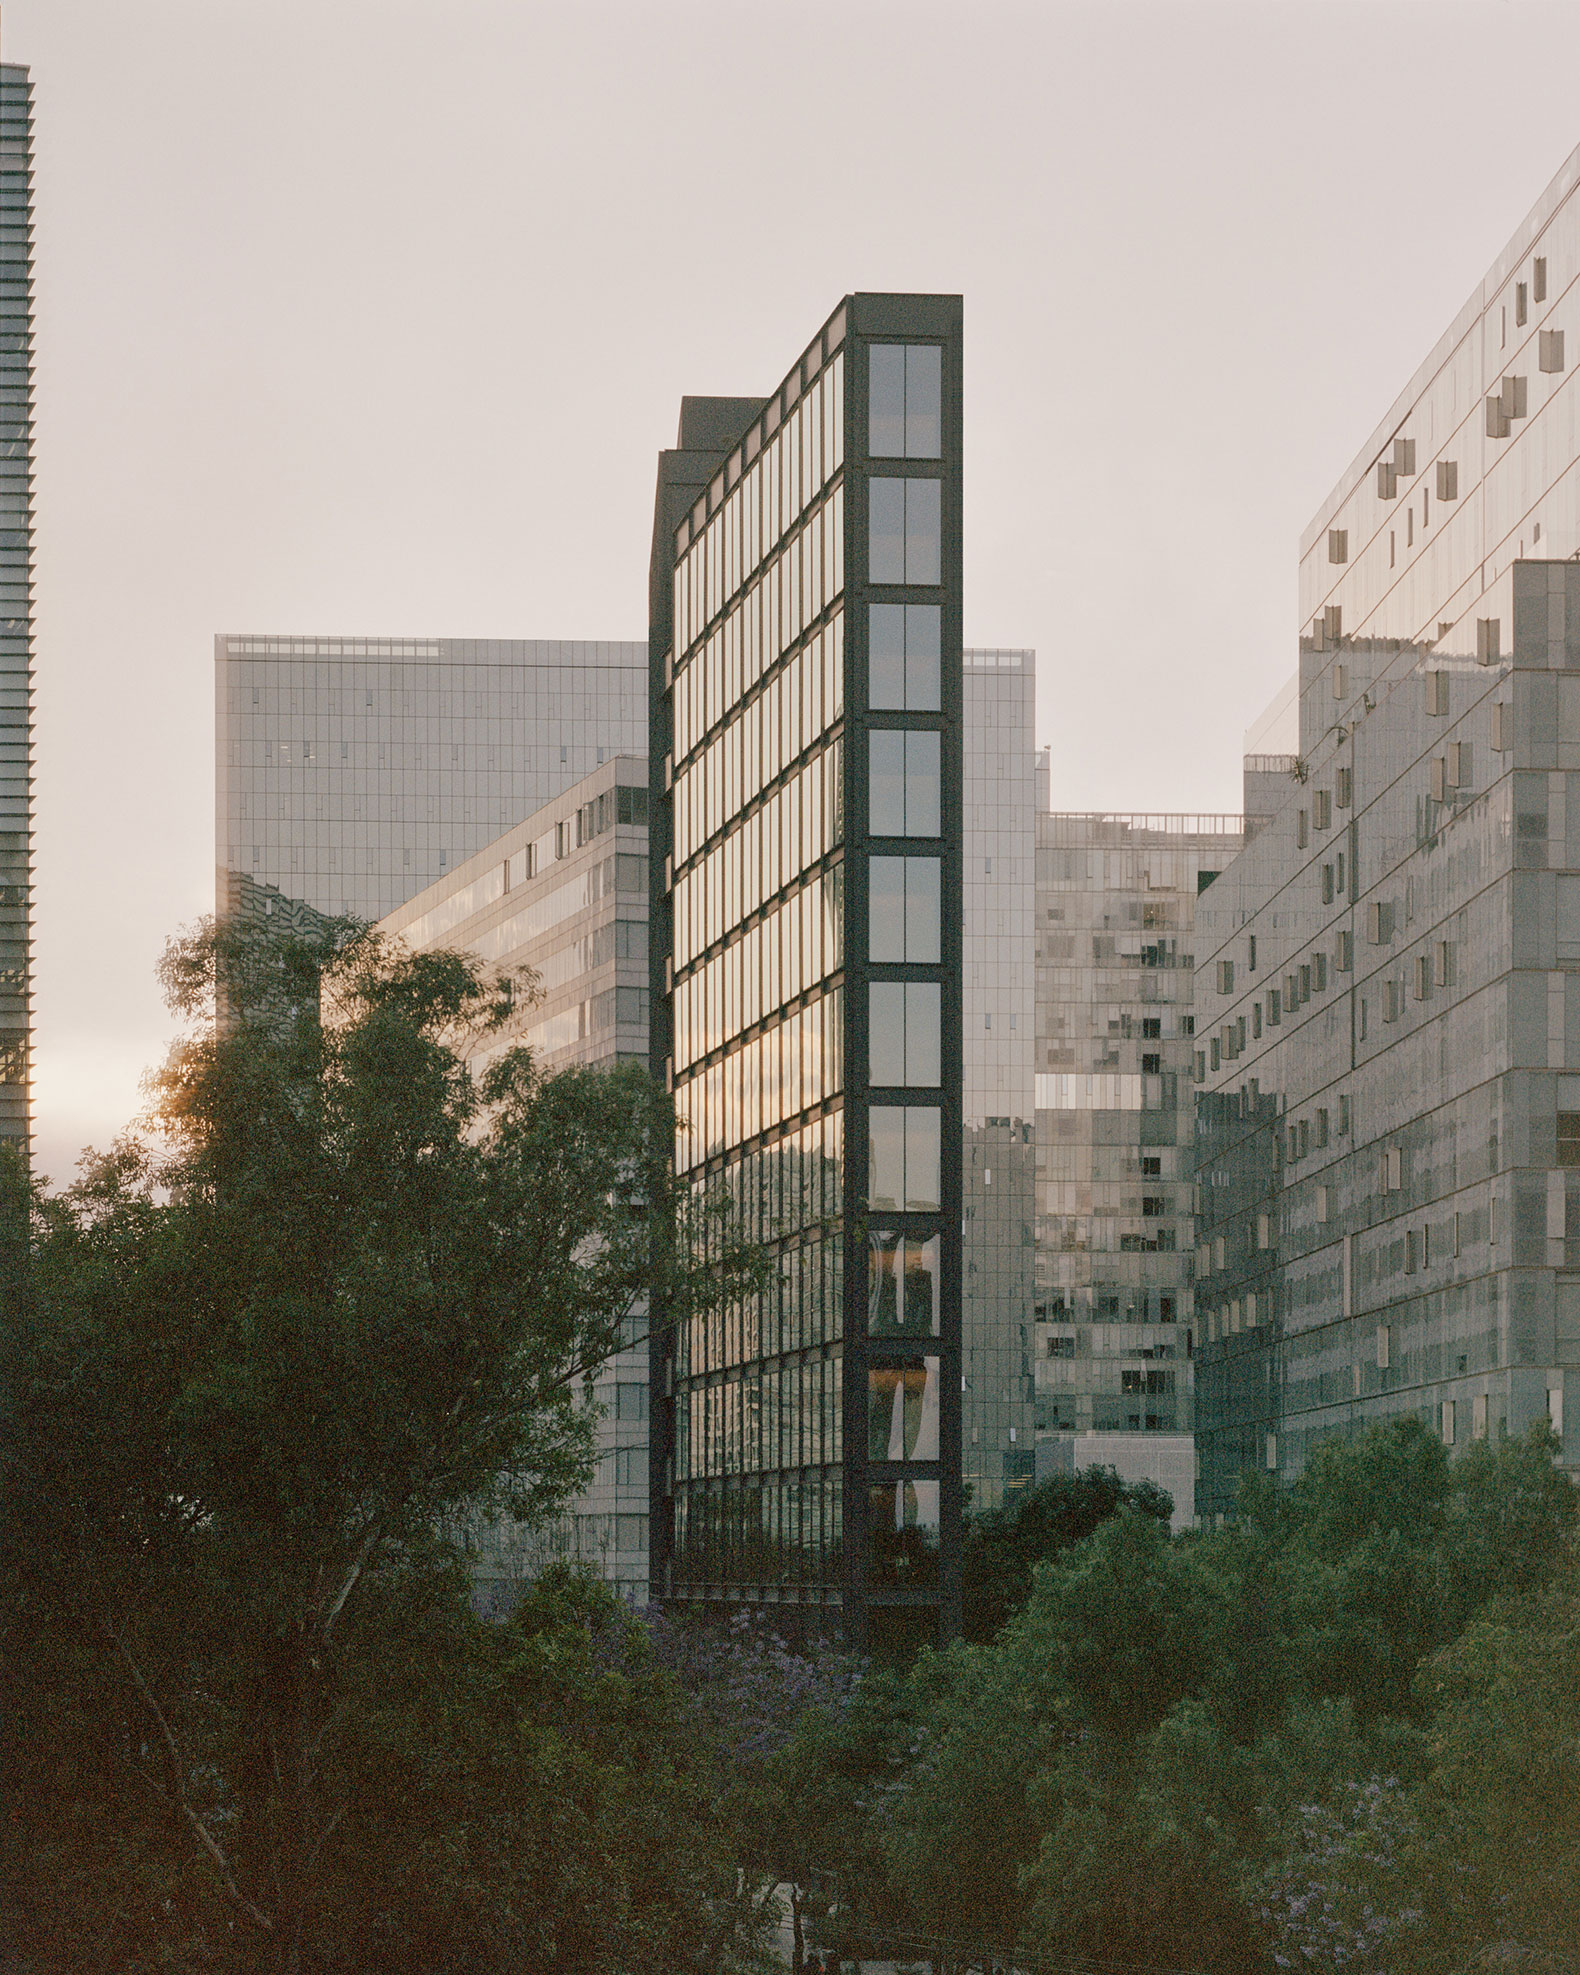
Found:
[377,757,652,1605]
[1034,812,1243,1525]
[0,61,30,1157]
[215,636,647,926]
[1198,148,1580,1514]
[962,650,1038,1507]
[649,295,964,1645]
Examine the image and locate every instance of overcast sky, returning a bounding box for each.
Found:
[17,0,1580,1181]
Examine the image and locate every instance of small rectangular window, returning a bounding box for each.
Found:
[1393,436,1416,476]
[1557,1112,1580,1167]
[1297,810,1310,849]
[1449,741,1472,787]
[1328,527,1348,563]
[1426,670,1449,715]
[1331,663,1348,700]
[1516,280,1529,327]
[869,343,942,459]
[1477,618,1502,664]
[1487,394,1511,439]
[1315,790,1332,830]
[1321,864,1334,905]
[1541,328,1565,374]
[1492,701,1509,752]
[1437,459,1459,500]
[1414,954,1432,1001]
[1377,1322,1391,1370]
[1336,765,1353,808]
[1503,374,1528,419]
[1336,929,1353,972]
[1268,988,1282,1025]
[1377,460,1398,499]
[1216,959,1234,994]
[1534,256,1548,302]
[1435,940,1455,989]
[1430,757,1447,802]
[1316,1186,1329,1224]
[868,477,941,585]
[869,603,942,711]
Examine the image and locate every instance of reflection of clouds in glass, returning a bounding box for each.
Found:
[868,1357,940,1461]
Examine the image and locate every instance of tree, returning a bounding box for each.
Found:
[960,1464,1173,1643]
[0,914,757,1973]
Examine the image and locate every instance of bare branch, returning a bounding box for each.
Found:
[113,1630,274,1939]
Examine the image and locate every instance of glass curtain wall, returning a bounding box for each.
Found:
[651,295,964,1647]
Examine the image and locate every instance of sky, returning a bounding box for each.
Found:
[16,0,1580,1182]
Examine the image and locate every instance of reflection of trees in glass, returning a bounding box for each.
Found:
[868,1480,940,1584]
[867,1230,939,1335]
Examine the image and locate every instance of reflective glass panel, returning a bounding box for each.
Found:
[904,1107,940,1210]
[869,345,906,458]
[870,602,907,707]
[905,346,941,458]
[867,1357,941,1461]
[868,1480,940,1584]
[869,731,906,834]
[868,1232,942,1336]
[869,856,907,960]
[868,1105,905,1210]
[905,731,941,836]
[905,479,941,585]
[905,856,941,959]
[869,479,906,584]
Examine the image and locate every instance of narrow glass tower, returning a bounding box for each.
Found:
[648,294,964,1651]
[0,50,31,1158]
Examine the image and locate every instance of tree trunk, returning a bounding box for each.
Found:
[791,1884,805,1975]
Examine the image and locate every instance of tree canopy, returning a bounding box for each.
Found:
[0,915,761,1974]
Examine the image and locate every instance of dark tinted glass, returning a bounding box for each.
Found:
[869,602,907,708]
[869,478,906,583]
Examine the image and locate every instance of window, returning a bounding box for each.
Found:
[1216,959,1234,994]
[868,1105,941,1211]
[1414,954,1431,1001]
[1487,393,1510,439]
[1297,810,1310,849]
[1377,1322,1391,1371]
[1257,1212,1271,1249]
[1559,1114,1580,1168]
[1046,1334,1075,1359]
[1492,701,1509,752]
[1336,765,1353,808]
[1449,741,1471,787]
[1437,459,1459,500]
[1377,460,1398,499]
[1321,864,1335,905]
[1248,935,1257,972]
[1394,436,1415,476]
[615,1383,649,1422]
[1315,790,1332,830]
[1541,328,1566,374]
[870,855,940,961]
[870,982,941,1087]
[1142,1017,1162,1038]
[868,1230,940,1335]
[1430,757,1448,802]
[1337,929,1353,971]
[1268,988,1282,1026]
[1516,280,1529,327]
[1426,670,1449,716]
[1435,940,1455,988]
[869,730,941,836]
[1368,901,1391,944]
[867,1358,940,1462]
[1332,663,1348,700]
[1328,528,1348,563]
[868,343,942,458]
[868,1480,940,1584]
[1316,1186,1329,1224]
[1534,255,1548,302]
[869,477,941,584]
[1441,1399,1457,1445]
[869,603,941,710]
[1142,1052,1161,1074]
[1477,618,1501,664]
[613,1447,643,1486]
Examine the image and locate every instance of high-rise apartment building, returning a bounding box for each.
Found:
[215,635,645,925]
[1194,144,1580,1515]
[375,756,652,1608]
[0,55,31,1157]
[648,296,966,1650]
[1034,811,1243,1526]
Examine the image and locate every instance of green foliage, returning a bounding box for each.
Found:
[0,916,762,1974]
[960,1461,1173,1642]
[849,1417,1579,1974]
